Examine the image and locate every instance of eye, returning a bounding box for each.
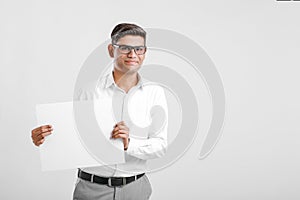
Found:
[120,46,131,52]
[135,47,145,53]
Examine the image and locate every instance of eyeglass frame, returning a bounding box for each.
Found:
[112,43,147,55]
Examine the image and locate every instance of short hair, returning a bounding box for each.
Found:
[111,23,146,45]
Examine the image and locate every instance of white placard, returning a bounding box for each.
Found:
[36,101,125,171]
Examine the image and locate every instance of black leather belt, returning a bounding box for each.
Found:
[78,169,145,187]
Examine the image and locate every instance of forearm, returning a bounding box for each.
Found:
[125,126,168,160]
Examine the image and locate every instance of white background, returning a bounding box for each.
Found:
[1,0,300,199]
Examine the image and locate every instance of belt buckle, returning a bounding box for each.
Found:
[107,177,127,187]
[91,174,94,183]
[107,177,129,187]
[108,178,112,187]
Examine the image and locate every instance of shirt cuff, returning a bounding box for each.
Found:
[126,137,146,154]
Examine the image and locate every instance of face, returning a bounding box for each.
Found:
[108,35,146,74]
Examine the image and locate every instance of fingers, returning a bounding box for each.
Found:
[33,124,52,131]
[114,121,125,127]
[31,125,53,147]
[112,121,130,150]
[112,121,129,138]
[112,125,129,133]
[111,129,129,139]
[32,125,52,136]
[35,131,52,141]
[35,138,45,146]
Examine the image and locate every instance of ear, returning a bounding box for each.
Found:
[108,44,114,58]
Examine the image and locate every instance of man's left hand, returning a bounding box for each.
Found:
[111,121,130,150]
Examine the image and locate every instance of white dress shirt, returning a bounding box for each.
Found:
[75,71,168,177]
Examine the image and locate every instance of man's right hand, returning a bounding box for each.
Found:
[31,125,53,146]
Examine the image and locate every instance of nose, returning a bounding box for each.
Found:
[127,49,137,58]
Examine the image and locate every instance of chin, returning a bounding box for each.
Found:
[125,66,140,74]
[127,68,140,73]
[125,64,140,70]
[115,63,141,74]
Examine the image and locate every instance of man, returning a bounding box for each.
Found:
[31,23,168,200]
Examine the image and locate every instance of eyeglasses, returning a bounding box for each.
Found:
[112,44,147,55]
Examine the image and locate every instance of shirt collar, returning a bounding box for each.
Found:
[104,71,145,89]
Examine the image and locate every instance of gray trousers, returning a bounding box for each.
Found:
[73,175,152,200]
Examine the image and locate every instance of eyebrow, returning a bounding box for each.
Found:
[113,44,146,47]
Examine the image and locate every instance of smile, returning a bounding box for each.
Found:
[125,61,138,64]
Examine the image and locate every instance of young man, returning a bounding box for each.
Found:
[31,23,168,200]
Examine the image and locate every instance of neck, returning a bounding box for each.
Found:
[113,69,138,93]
